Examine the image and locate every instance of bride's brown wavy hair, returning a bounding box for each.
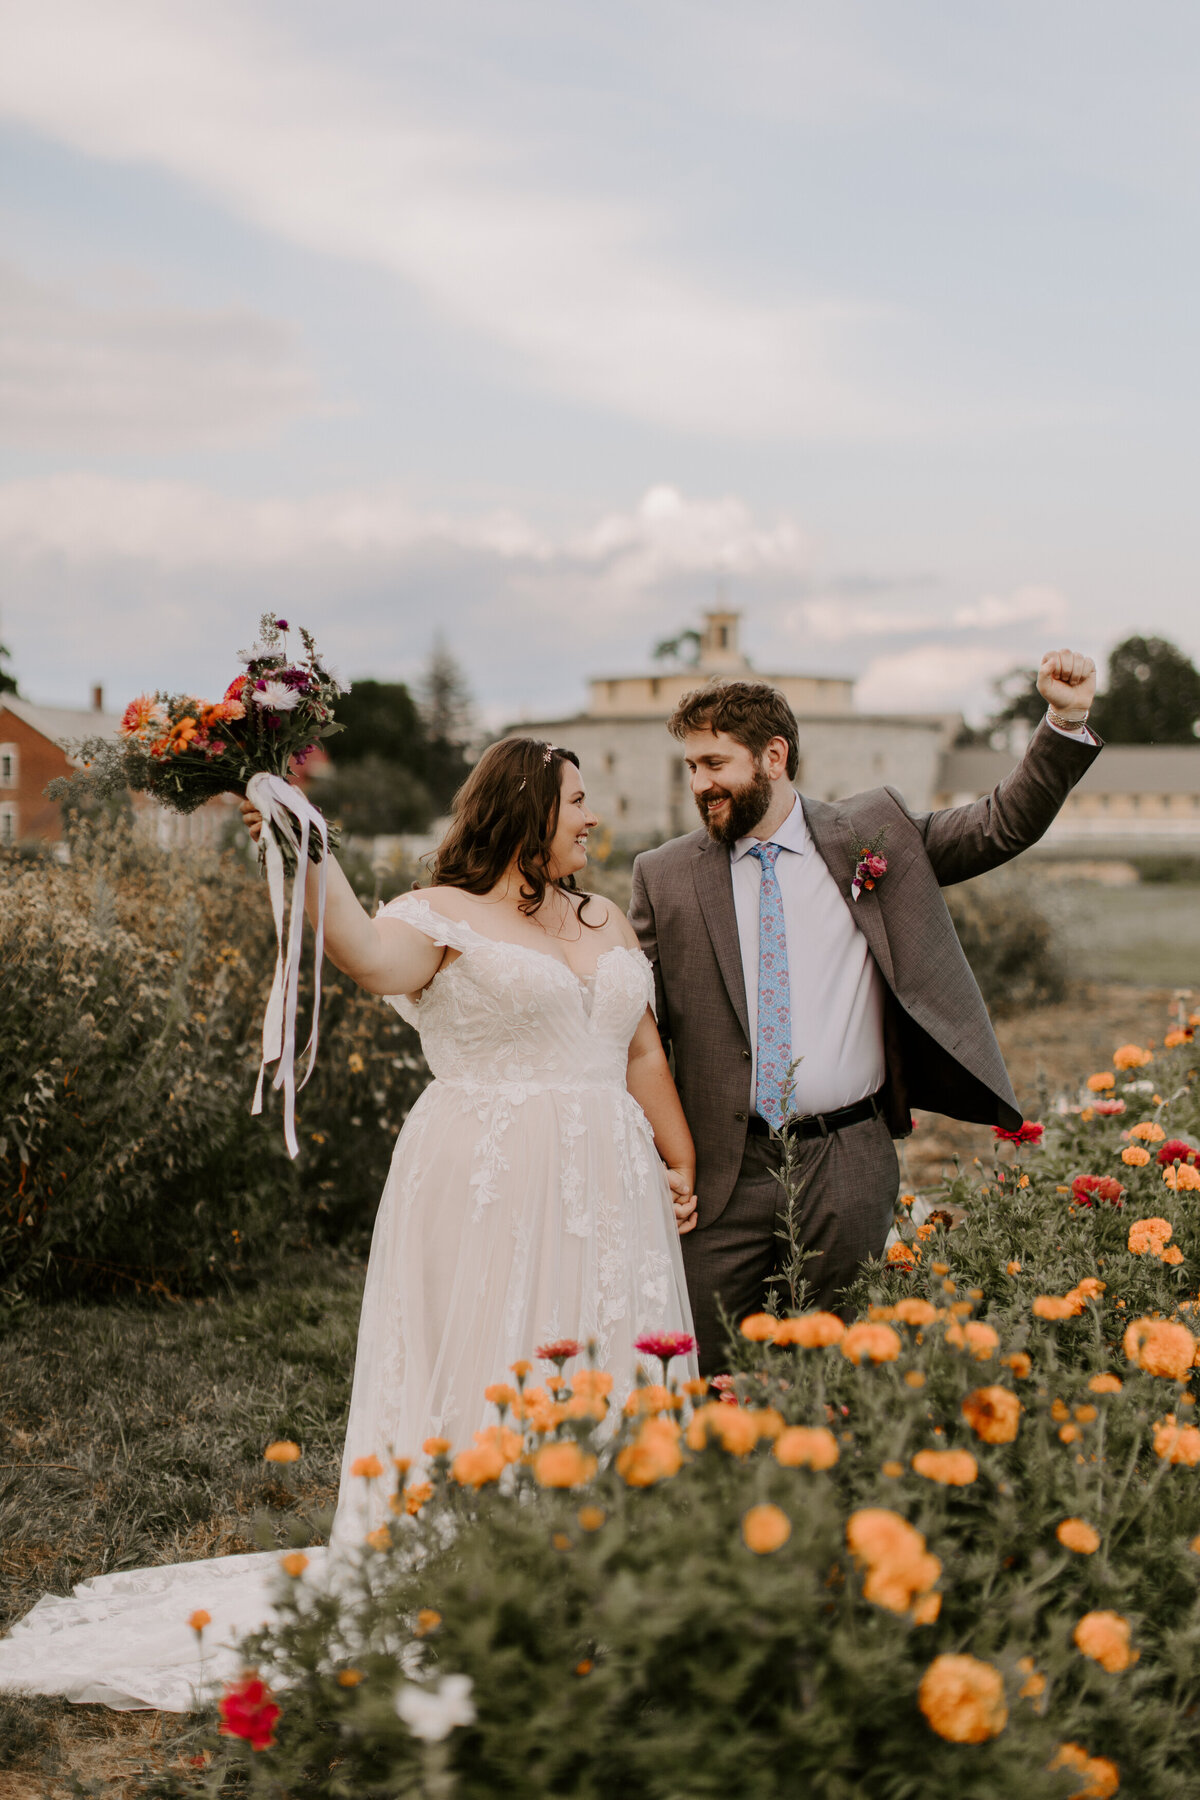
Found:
[429,737,598,923]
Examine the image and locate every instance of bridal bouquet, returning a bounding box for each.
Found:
[69,613,345,857]
[60,615,348,1161]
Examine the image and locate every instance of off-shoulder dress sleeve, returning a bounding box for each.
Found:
[375,892,478,1022]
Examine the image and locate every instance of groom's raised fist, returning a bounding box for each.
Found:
[1036,648,1097,720]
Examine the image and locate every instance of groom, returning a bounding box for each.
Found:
[630,649,1100,1374]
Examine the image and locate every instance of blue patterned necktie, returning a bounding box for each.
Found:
[747,841,792,1127]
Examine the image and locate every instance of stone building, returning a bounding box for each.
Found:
[514,612,959,851]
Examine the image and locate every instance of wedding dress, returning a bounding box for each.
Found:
[0,893,697,1711]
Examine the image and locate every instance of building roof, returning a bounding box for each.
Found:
[0,695,124,748]
[938,742,1200,796]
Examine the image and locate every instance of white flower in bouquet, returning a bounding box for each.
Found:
[394,1672,476,1741]
[252,680,304,711]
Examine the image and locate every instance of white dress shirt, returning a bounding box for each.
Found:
[730,792,886,1119]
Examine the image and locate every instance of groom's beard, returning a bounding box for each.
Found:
[695,766,773,846]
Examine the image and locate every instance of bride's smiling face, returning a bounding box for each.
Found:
[546,762,599,881]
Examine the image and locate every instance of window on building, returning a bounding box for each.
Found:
[650,677,660,698]
[0,744,16,787]
[0,804,16,844]
[714,624,728,648]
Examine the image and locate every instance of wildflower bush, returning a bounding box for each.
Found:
[189,1019,1200,1800]
[0,825,428,1299]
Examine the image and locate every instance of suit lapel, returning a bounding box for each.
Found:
[802,795,897,990]
[692,836,750,1042]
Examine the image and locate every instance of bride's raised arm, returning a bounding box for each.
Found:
[239,794,444,998]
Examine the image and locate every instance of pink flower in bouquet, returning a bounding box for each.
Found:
[993,1121,1044,1146]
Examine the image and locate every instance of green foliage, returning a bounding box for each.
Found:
[0,639,18,697]
[0,823,429,1299]
[189,1033,1200,1799]
[333,680,427,768]
[317,752,434,836]
[945,875,1067,1017]
[1090,636,1200,745]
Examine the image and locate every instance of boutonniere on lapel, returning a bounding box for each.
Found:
[851,828,888,902]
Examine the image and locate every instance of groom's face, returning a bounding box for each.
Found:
[683,729,773,845]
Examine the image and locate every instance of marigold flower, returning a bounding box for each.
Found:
[1129,1120,1166,1143]
[840,1322,902,1365]
[1033,1293,1084,1320]
[404,1480,433,1514]
[881,1459,904,1476]
[533,1441,597,1488]
[1165,1027,1193,1048]
[1086,1072,1115,1092]
[422,1437,451,1458]
[451,1442,506,1488]
[916,1222,937,1241]
[945,1320,1000,1359]
[1121,1145,1151,1166]
[911,1591,941,1624]
[892,1298,939,1327]
[188,1609,211,1634]
[1113,1043,1153,1069]
[886,1241,920,1269]
[680,1377,710,1398]
[571,1368,613,1402]
[1162,1244,1185,1264]
[845,1509,941,1616]
[484,1382,518,1411]
[218,1672,281,1753]
[577,1505,606,1531]
[1001,1351,1032,1378]
[365,1525,391,1551]
[346,1051,365,1074]
[1016,1656,1046,1703]
[962,1386,1021,1444]
[517,1386,566,1433]
[1124,1316,1196,1379]
[1056,1517,1100,1554]
[931,1260,950,1274]
[1007,1259,1022,1275]
[773,1312,846,1347]
[903,1369,927,1388]
[510,1359,532,1379]
[1088,1372,1122,1393]
[912,1448,978,1485]
[1048,1745,1119,1800]
[739,1312,779,1342]
[263,1440,301,1464]
[622,1383,681,1417]
[917,1653,1007,1743]
[280,1551,309,1578]
[1153,1413,1200,1465]
[1075,1277,1107,1301]
[415,1608,441,1636]
[774,1425,839,1470]
[351,1453,384,1480]
[1074,1610,1138,1672]
[742,1503,791,1554]
[337,1669,364,1687]
[616,1417,683,1487]
[1163,1162,1200,1192]
[685,1402,759,1456]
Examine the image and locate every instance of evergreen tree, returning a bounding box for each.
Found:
[1089,635,1200,744]
[419,639,476,813]
[0,641,18,697]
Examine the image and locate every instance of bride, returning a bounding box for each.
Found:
[0,737,698,1711]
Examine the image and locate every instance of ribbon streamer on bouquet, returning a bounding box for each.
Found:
[246,772,329,1160]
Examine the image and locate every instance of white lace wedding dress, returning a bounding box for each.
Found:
[0,894,696,1711]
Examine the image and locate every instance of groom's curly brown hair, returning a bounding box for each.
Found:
[667,680,800,779]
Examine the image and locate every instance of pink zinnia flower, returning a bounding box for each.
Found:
[635,1330,698,1381]
[535,1338,582,1368]
[992,1121,1044,1146]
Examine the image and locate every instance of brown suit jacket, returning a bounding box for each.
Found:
[630,719,1101,1225]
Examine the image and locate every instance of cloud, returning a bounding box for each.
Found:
[951,585,1068,631]
[0,2,903,440]
[783,583,1069,645]
[0,263,314,451]
[854,644,1017,717]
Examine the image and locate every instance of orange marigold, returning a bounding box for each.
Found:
[772,1312,846,1347]
[263,1440,301,1464]
[279,1551,309,1577]
[912,1448,978,1486]
[615,1417,683,1487]
[451,1441,506,1488]
[1088,1372,1122,1393]
[1113,1043,1152,1069]
[1086,1072,1115,1092]
[1074,1610,1138,1672]
[774,1425,839,1470]
[1128,1216,1174,1255]
[1121,1146,1151,1167]
[961,1386,1021,1445]
[1163,1162,1200,1192]
[1001,1351,1033,1378]
[892,1298,940,1327]
[739,1312,778,1342]
[840,1322,902,1366]
[484,1382,518,1411]
[622,1384,681,1417]
[1033,1293,1084,1321]
[1048,1745,1119,1800]
[422,1437,451,1458]
[918,1653,1008,1743]
[845,1509,941,1615]
[1153,1413,1200,1465]
[1057,1518,1100,1554]
[1007,1260,1022,1275]
[886,1242,920,1269]
[577,1505,606,1531]
[403,1480,433,1514]
[1016,1655,1046,1704]
[1129,1120,1166,1143]
[571,1368,614,1402]
[1162,1244,1185,1265]
[350,1454,384,1480]
[685,1402,759,1456]
[1124,1316,1196,1379]
[533,1442,597,1489]
[945,1320,1000,1359]
[741,1503,791,1554]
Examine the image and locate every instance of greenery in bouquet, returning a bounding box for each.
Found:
[181,1022,1200,1800]
[52,614,345,854]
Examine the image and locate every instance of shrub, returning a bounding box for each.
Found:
[196,1028,1200,1798]
[945,875,1066,1017]
[0,824,428,1299]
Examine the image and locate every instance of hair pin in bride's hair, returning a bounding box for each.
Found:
[518,742,556,792]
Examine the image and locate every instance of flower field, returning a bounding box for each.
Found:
[189,1016,1200,1800]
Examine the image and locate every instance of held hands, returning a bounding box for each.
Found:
[1036,648,1097,721]
[666,1166,699,1236]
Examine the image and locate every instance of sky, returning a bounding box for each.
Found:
[2,0,1198,727]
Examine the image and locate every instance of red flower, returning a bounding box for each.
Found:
[634,1332,697,1363]
[218,1673,280,1752]
[1072,1174,1125,1209]
[535,1338,582,1366]
[1158,1139,1200,1167]
[993,1121,1044,1146]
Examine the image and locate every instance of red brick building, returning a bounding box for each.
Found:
[0,688,120,845]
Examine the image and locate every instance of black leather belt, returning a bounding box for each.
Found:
[746,1091,883,1141]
